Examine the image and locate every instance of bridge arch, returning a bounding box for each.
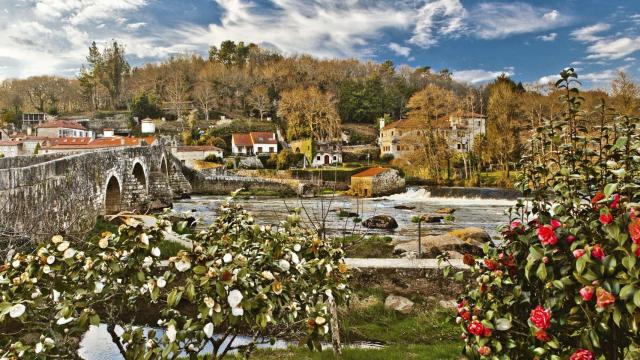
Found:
[160,155,169,177]
[104,175,122,214]
[131,161,148,193]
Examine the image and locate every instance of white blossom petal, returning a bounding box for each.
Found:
[9,304,25,318]
[166,324,177,342]
[203,322,214,338]
[227,289,243,308]
[223,253,233,263]
[56,241,70,252]
[151,247,161,257]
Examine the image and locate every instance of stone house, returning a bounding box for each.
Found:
[42,136,156,154]
[171,145,224,168]
[231,132,277,155]
[0,140,24,157]
[350,167,405,197]
[21,113,52,131]
[379,118,425,159]
[36,120,93,138]
[290,139,343,167]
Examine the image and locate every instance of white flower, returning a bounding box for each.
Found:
[98,238,109,249]
[51,235,63,244]
[261,271,275,280]
[46,256,55,264]
[56,241,70,252]
[143,256,153,268]
[203,322,214,338]
[223,253,233,263]
[204,297,216,308]
[56,317,74,325]
[227,289,243,308]
[52,290,60,302]
[42,265,51,274]
[35,342,43,354]
[157,277,166,288]
[43,338,54,346]
[293,244,301,252]
[11,260,20,268]
[94,281,104,294]
[290,252,299,265]
[63,248,76,259]
[315,316,326,325]
[278,260,290,272]
[231,307,244,316]
[151,247,161,257]
[175,259,191,272]
[9,304,25,318]
[139,233,149,245]
[166,324,177,342]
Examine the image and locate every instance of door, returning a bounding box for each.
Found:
[324,154,330,165]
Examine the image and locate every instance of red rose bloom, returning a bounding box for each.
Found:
[467,320,485,336]
[537,225,558,246]
[591,245,605,261]
[535,329,550,342]
[573,249,586,258]
[550,219,561,229]
[570,349,594,360]
[478,346,491,356]
[599,212,613,225]
[592,192,605,206]
[629,217,640,244]
[482,327,492,337]
[566,235,576,243]
[459,309,471,321]
[596,288,615,308]
[510,220,522,230]
[610,194,621,209]
[483,259,498,271]
[529,306,551,330]
[579,286,594,301]
[636,247,640,257]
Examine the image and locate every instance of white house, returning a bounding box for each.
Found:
[311,141,342,167]
[231,132,277,155]
[141,118,156,134]
[36,120,93,138]
[171,146,224,168]
[0,140,23,157]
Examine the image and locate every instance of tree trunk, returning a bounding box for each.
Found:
[328,295,342,356]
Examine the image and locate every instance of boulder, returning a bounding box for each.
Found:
[447,227,491,243]
[384,294,414,314]
[435,207,456,214]
[394,205,416,210]
[362,215,398,229]
[337,209,359,218]
[238,157,264,169]
[421,215,444,223]
[438,299,458,310]
[393,233,484,257]
[297,183,315,198]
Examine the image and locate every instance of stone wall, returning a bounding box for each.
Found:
[0,145,191,246]
[371,169,405,196]
[183,167,295,196]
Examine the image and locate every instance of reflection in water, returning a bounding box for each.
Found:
[173,187,518,243]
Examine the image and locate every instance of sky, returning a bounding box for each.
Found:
[0,0,639,89]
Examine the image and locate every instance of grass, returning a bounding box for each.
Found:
[157,240,189,258]
[243,343,461,359]
[336,235,395,258]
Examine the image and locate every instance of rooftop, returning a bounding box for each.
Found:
[250,132,277,144]
[232,133,254,146]
[0,140,23,146]
[37,120,87,131]
[352,167,391,178]
[382,118,427,131]
[175,146,223,152]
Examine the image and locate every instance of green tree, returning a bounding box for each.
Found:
[130,93,161,119]
[208,40,255,67]
[337,76,386,123]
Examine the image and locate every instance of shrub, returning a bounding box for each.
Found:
[381,153,394,163]
[449,68,640,359]
[0,201,350,359]
[204,154,221,163]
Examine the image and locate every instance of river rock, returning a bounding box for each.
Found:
[362,215,398,229]
[238,157,264,169]
[384,294,414,314]
[337,208,359,218]
[435,207,456,214]
[422,215,444,223]
[394,205,416,210]
[393,233,484,257]
[447,227,491,243]
[438,299,458,310]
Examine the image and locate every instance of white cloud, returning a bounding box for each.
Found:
[537,74,558,84]
[127,22,147,30]
[537,32,557,41]
[453,68,515,84]
[469,3,567,39]
[570,23,610,42]
[586,37,640,60]
[409,0,467,48]
[388,42,411,57]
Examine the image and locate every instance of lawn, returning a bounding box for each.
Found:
[245,343,461,360]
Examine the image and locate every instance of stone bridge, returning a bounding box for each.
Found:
[0,145,191,243]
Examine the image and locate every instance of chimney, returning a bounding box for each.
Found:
[120,138,125,145]
[379,118,385,130]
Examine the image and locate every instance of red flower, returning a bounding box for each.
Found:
[610,194,621,209]
[463,253,475,266]
[535,329,550,342]
[537,225,558,246]
[573,249,586,258]
[592,192,605,206]
[482,327,492,337]
[591,245,605,261]
[599,212,613,225]
[529,306,551,330]
[579,286,594,301]
[636,247,640,257]
[570,349,594,360]
[566,235,576,244]
[629,217,640,244]
[478,346,491,356]
[550,219,561,229]
[596,288,615,308]
[459,309,471,321]
[484,259,498,271]
[467,320,485,336]
[510,220,522,230]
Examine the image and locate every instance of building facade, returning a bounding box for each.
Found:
[36,120,93,138]
[231,132,277,155]
[171,146,224,168]
[350,167,405,197]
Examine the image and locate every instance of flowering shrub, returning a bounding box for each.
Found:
[0,200,349,359]
[454,69,640,359]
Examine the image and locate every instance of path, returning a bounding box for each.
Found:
[345,257,467,269]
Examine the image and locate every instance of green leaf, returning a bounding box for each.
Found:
[537,262,547,281]
[90,314,101,326]
[622,256,636,271]
[576,256,587,273]
[192,266,207,275]
[604,183,618,197]
[620,284,635,300]
[634,290,640,307]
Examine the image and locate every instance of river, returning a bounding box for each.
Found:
[173,187,519,243]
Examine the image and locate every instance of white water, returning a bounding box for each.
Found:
[383,188,517,207]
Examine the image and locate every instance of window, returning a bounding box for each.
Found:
[333,155,337,160]
[269,147,274,153]
[397,146,400,151]
[258,146,263,153]
[316,155,321,160]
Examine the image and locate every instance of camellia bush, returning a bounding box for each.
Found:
[453,69,640,359]
[0,200,349,359]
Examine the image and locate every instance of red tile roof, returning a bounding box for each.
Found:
[352,167,391,178]
[37,120,87,130]
[232,133,253,146]
[0,140,23,146]
[250,132,277,144]
[44,136,155,150]
[382,119,427,131]
[175,146,222,152]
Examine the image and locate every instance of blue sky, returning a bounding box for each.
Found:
[0,0,638,89]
